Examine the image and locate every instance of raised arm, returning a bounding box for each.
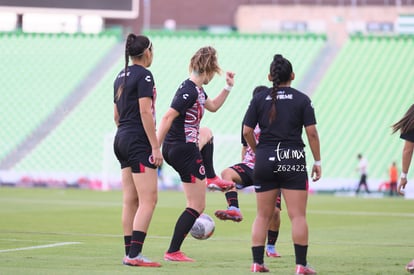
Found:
[205,71,235,112]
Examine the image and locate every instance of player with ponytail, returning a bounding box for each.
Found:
[157,46,235,262]
[392,104,414,273]
[113,34,161,267]
[243,54,321,274]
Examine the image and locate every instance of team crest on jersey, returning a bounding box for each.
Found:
[199,165,205,176]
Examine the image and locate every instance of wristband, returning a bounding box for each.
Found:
[314,160,321,166]
[224,84,233,92]
[401,172,407,179]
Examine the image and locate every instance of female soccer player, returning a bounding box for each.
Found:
[215,86,282,258]
[392,104,414,273]
[393,104,414,195]
[243,54,321,274]
[113,34,162,267]
[157,46,235,262]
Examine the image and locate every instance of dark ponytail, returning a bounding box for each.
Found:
[115,34,152,101]
[268,54,293,124]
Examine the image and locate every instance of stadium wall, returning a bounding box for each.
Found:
[236,5,414,45]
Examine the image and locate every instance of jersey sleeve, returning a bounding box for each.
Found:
[303,97,317,126]
[137,70,155,99]
[243,97,258,129]
[170,86,197,115]
[401,129,414,142]
[113,71,123,103]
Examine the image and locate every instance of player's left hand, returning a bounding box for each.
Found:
[311,164,321,182]
[398,178,407,195]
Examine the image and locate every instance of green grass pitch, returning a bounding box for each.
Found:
[1,187,414,274]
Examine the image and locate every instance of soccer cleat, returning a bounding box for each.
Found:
[406,259,414,273]
[214,206,243,222]
[123,253,161,267]
[206,176,235,192]
[251,263,269,272]
[265,245,281,258]
[295,264,317,275]
[164,250,195,262]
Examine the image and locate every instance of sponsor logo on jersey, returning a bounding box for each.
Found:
[145,75,152,82]
[183,93,189,100]
[117,71,130,78]
[277,91,293,100]
[277,94,293,99]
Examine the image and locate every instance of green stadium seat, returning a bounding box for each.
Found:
[12,31,326,176]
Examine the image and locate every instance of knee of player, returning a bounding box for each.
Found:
[221,168,235,181]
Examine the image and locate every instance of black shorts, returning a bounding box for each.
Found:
[230,163,282,210]
[162,142,205,183]
[253,145,308,193]
[113,133,156,173]
[229,163,254,189]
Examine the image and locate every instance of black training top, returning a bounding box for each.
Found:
[113,64,156,134]
[164,79,208,144]
[401,129,414,143]
[243,87,316,148]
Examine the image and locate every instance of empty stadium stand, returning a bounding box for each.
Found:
[2,31,327,187]
[3,29,412,190]
[312,35,414,182]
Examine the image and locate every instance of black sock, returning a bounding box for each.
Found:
[252,246,265,265]
[201,138,216,178]
[128,231,146,258]
[225,191,239,208]
[167,207,200,253]
[124,235,132,256]
[294,243,308,266]
[267,230,279,246]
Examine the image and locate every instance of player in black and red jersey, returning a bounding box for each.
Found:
[215,86,282,258]
[243,54,321,274]
[113,34,162,267]
[157,46,235,262]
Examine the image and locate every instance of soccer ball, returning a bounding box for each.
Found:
[190,213,215,240]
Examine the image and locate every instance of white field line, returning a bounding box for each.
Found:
[0,198,120,207]
[0,242,81,253]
